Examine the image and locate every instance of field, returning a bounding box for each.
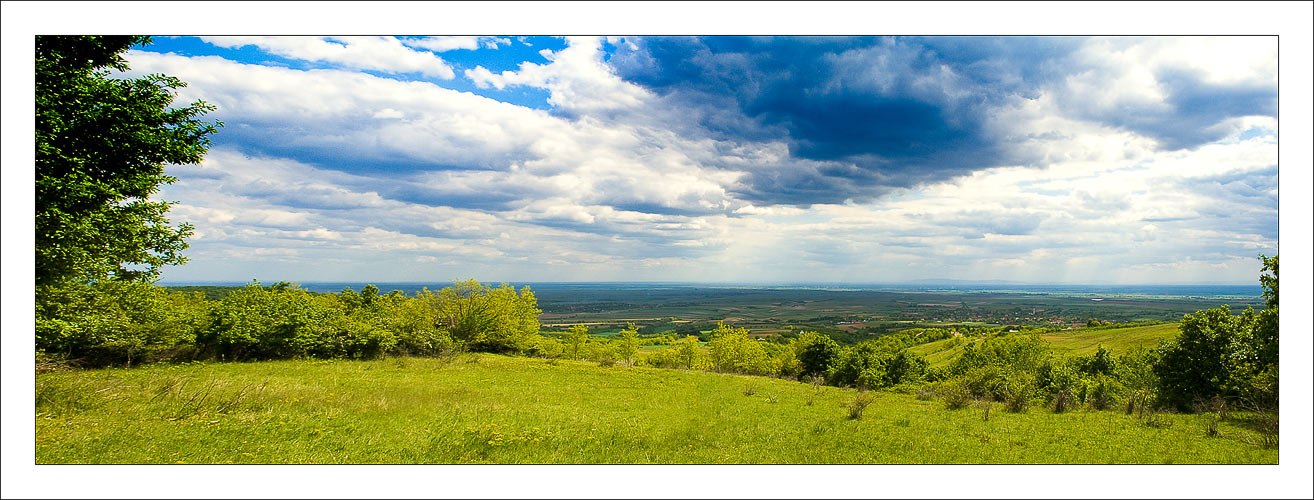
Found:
[1040,323,1182,356]
[909,323,1183,368]
[165,282,1265,346]
[35,355,1276,464]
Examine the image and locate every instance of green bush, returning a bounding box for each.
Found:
[433,280,541,354]
[707,323,775,375]
[826,338,927,389]
[1083,374,1125,411]
[790,331,839,380]
[36,281,209,366]
[940,380,972,410]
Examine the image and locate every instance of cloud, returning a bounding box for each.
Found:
[605,36,1277,206]
[118,36,1277,284]
[200,36,456,79]
[465,36,651,115]
[401,36,511,52]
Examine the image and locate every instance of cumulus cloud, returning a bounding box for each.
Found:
[200,36,456,79]
[465,36,651,115]
[122,36,1277,284]
[606,36,1277,205]
[402,36,512,52]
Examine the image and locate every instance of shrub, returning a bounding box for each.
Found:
[827,338,927,389]
[915,385,937,401]
[707,323,774,375]
[941,380,972,410]
[432,280,541,354]
[790,331,839,380]
[1004,373,1036,413]
[848,391,875,420]
[36,281,210,366]
[958,365,1014,402]
[1085,375,1124,411]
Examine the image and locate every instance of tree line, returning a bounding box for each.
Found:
[37,254,1277,416]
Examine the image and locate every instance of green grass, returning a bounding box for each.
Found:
[910,323,1183,368]
[909,337,972,368]
[1040,323,1181,356]
[35,355,1275,464]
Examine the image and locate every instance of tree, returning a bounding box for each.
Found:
[791,331,839,380]
[617,322,640,364]
[1154,254,1279,410]
[36,36,221,287]
[434,280,541,353]
[567,324,590,360]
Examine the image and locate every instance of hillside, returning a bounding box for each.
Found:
[36,354,1273,464]
[1040,323,1180,356]
[909,323,1182,368]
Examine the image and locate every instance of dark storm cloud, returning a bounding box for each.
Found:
[609,36,1275,206]
[1081,66,1277,151]
[608,36,1063,205]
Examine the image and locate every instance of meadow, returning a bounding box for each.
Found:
[36,354,1276,464]
[910,322,1182,368]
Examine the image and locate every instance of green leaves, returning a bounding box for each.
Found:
[36,35,220,286]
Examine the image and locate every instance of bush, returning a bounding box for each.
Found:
[940,381,972,410]
[433,280,541,354]
[959,365,1009,401]
[1085,375,1124,411]
[826,338,927,389]
[36,281,210,366]
[707,323,774,375]
[1004,373,1036,413]
[791,331,839,380]
[848,391,875,420]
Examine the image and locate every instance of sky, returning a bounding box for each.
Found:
[117,35,1279,285]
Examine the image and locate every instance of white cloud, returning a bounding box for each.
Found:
[200,36,456,79]
[465,36,651,113]
[402,36,511,52]
[124,37,1276,284]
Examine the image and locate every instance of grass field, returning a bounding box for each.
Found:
[910,323,1183,368]
[1040,323,1181,356]
[35,355,1276,464]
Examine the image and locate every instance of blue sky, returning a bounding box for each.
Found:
[116,35,1280,284]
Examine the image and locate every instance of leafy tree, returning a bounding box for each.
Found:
[1155,305,1256,411]
[434,280,541,353]
[1153,256,1278,411]
[672,335,706,369]
[567,324,590,360]
[36,36,221,287]
[617,322,640,364]
[791,331,839,380]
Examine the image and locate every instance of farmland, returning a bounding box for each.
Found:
[910,322,1183,368]
[164,281,1264,345]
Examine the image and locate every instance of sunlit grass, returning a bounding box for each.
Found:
[35,355,1275,464]
[1040,323,1180,356]
[911,323,1182,368]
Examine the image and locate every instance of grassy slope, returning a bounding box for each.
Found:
[1040,323,1180,356]
[910,323,1182,368]
[36,355,1274,464]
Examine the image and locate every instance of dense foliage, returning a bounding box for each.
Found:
[923,255,1279,414]
[35,258,1279,416]
[38,280,526,366]
[36,35,220,287]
